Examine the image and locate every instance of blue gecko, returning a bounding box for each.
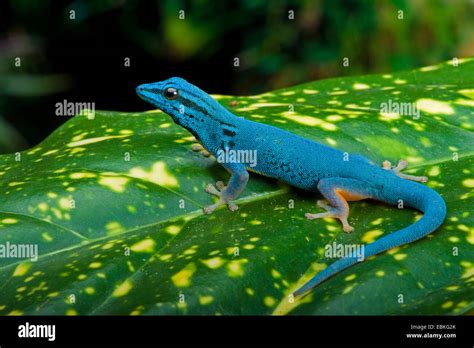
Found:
[136,77,447,297]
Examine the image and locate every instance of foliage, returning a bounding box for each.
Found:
[0,60,473,315]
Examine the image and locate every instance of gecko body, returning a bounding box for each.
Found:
[137,77,446,296]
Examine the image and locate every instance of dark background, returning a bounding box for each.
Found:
[0,0,473,153]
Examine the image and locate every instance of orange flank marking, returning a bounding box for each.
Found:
[335,189,368,202]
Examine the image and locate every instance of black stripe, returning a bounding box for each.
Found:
[223,128,236,137]
[179,98,211,119]
[181,89,215,111]
[179,96,236,128]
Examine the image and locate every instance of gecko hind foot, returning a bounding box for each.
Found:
[317,199,332,210]
[382,159,428,183]
[305,200,354,233]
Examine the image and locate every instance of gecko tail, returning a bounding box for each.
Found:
[293,184,446,297]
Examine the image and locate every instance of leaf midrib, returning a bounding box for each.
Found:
[0,188,289,273]
[1,150,471,273]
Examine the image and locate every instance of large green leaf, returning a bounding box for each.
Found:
[0,59,473,315]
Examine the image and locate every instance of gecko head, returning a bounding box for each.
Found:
[136,77,215,130]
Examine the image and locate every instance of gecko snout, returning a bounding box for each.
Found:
[136,84,146,93]
[136,84,154,100]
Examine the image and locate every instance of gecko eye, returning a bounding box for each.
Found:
[164,87,179,100]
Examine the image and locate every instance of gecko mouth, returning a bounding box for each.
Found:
[136,85,150,98]
[136,85,163,110]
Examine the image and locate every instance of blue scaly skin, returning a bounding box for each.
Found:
[136,77,447,297]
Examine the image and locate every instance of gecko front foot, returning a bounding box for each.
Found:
[205,181,226,196]
[191,138,211,157]
[382,159,428,183]
[203,181,238,214]
[305,200,354,232]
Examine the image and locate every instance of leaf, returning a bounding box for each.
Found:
[0,59,473,315]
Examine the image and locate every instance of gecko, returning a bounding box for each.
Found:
[136,77,447,297]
